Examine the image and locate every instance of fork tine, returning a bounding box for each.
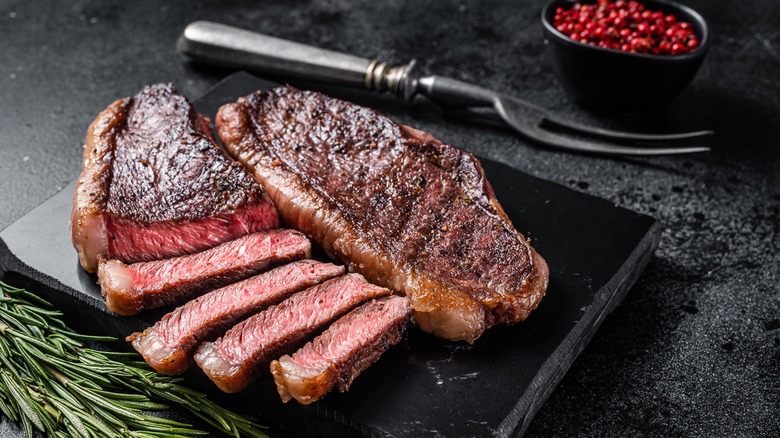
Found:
[447,107,713,142]
[446,106,711,155]
[525,124,711,156]
[491,100,711,156]
[541,114,714,141]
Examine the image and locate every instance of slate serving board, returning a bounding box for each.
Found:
[0,72,660,438]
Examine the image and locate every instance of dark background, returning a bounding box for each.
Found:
[0,0,778,436]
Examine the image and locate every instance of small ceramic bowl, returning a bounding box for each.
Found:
[541,0,711,112]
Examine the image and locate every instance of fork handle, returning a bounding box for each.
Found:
[178,21,413,93]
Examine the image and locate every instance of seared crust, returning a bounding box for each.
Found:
[270,295,411,404]
[106,84,267,224]
[98,229,311,316]
[71,99,129,272]
[216,86,549,343]
[194,274,390,393]
[128,260,344,376]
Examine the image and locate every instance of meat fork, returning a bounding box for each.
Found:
[178,21,712,156]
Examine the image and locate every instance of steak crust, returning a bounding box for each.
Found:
[270,295,411,405]
[71,83,278,272]
[98,229,311,316]
[194,274,390,393]
[216,86,549,343]
[128,260,344,375]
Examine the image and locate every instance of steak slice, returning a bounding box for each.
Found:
[270,295,411,404]
[98,229,310,315]
[216,86,549,343]
[194,273,390,393]
[71,83,278,273]
[128,260,344,375]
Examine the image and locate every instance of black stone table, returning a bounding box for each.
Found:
[0,0,777,436]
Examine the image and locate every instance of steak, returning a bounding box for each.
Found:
[98,229,310,315]
[216,86,549,343]
[270,295,411,404]
[194,273,390,393]
[71,83,278,272]
[128,260,344,375]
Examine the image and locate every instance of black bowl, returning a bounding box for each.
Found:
[541,0,711,112]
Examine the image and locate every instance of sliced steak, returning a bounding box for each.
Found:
[98,229,310,315]
[194,273,390,393]
[216,86,549,343]
[270,295,411,404]
[72,83,278,272]
[128,260,344,375]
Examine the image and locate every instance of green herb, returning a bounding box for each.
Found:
[0,281,268,438]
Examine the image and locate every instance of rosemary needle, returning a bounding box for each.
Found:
[0,281,268,438]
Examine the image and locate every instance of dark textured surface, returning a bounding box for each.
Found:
[0,0,777,437]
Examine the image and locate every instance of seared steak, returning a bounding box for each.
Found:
[128,260,344,375]
[194,273,390,393]
[270,295,411,404]
[216,86,549,343]
[72,83,278,272]
[98,229,310,315]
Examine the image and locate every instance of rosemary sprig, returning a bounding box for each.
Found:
[0,281,268,438]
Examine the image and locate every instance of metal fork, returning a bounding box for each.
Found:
[178,21,712,156]
[417,73,713,155]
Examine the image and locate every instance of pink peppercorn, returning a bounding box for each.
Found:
[553,0,700,55]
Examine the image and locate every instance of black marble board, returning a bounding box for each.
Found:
[0,72,660,438]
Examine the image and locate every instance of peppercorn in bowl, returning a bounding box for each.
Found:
[541,0,710,111]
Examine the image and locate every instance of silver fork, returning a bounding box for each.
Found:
[411,73,711,155]
[178,21,712,156]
